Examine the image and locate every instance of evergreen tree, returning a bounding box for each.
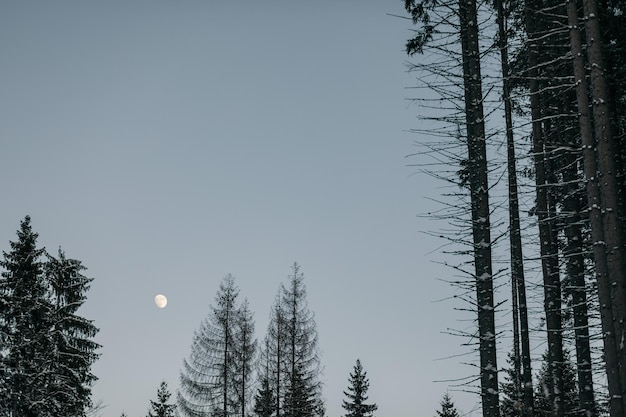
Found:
[280,263,323,417]
[253,377,275,417]
[0,216,52,417]
[436,393,460,417]
[0,217,101,417]
[283,364,317,417]
[147,381,177,417]
[178,274,250,417]
[233,299,257,417]
[45,248,101,416]
[341,359,377,417]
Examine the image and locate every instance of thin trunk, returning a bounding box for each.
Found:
[458,0,499,414]
[525,2,564,415]
[567,2,625,412]
[562,152,597,417]
[495,0,534,414]
[582,1,626,412]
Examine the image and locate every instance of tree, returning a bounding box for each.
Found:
[436,393,460,417]
[280,263,323,417]
[0,216,49,417]
[253,376,275,417]
[232,299,257,417]
[147,381,177,417]
[179,274,254,417]
[404,0,500,414]
[0,217,100,417]
[341,359,377,417]
[45,248,101,416]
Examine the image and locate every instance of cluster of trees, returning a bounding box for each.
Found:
[402,0,626,414]
[175,264,378,417]
[177,264,323,417]
[0,216,100,417]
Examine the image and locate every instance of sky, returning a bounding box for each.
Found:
[0,2,487,417]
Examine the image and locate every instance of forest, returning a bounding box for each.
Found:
[401,0,626,414]
[1,0,626,415]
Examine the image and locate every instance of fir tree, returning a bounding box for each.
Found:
[0,217,101,416]
[253,377,275,417]
[0,216,50,416]
[280,263,324,417]
[147,381,177,417]
[233,299,257,417]
[46,248,101,416]
[179,274,252,417]
[341,359,377,417]
[436,393,460,417]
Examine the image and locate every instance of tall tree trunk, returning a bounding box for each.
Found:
[495,0,534,414]
[582,1,626,412]
[458,0,499,414]
[563,3,607,415]
[525,2,565,415]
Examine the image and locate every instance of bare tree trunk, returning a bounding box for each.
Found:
[458,0,499,414]
[582,1,626,413]
[495,0,534,414]
[525,2,565,415]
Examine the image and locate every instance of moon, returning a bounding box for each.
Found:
[154,294,167,309]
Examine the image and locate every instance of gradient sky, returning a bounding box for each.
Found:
[0,2,486,417]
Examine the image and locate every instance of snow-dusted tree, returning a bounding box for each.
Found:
[179,274,255,417]
[147,381,177,417]
[0,218,101,417]
[435,393,461,417]
[0,216,52,417]
[341,359,377,417]
[280,263,323,417]
[45,248,101,416]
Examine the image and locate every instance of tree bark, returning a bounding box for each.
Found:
[458,0,499,414]
[582,1,626,413]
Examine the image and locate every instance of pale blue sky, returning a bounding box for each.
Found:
[1,2,484,417]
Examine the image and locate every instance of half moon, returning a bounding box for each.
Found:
[154,294,168,309]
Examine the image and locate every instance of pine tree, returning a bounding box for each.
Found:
[341,359,377,417]
[147,381,177,417]
[436,393,460,417]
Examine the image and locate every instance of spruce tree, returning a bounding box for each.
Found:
[436,393,460,417]
[253,377,275,417]
[45,248,101,416]
[0,217,101,416]
[179,274,253,417]
[0,216,50,416]
[147,381,177,417]
[280,263,323,417]
[341,359,377,417]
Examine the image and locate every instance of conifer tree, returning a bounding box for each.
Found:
[0,216,100,416]
[179,274,255,417]
[0,216,49,416]
[147,381,177,417]
[341,359,377,417]
[253,377,275,417]
[45,248,101,416]
[436,393,460,417]
[280,263,323,417]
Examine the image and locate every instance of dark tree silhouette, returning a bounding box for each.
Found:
[341,359,377,417]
